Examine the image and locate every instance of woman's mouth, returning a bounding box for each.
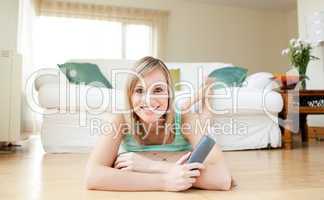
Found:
[140,105,160,113]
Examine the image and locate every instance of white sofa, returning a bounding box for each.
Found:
[34,60,283,153]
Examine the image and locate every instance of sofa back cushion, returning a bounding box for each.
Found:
[243,72,276,91]
[69,59,232,91]
[158,62,233,92]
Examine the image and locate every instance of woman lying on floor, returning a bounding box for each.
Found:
[85,56,234,192]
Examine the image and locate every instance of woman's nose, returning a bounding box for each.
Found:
[142,94,158,107]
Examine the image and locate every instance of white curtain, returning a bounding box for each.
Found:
[33,0,169,59]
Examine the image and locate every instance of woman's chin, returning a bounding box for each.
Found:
[138,113,162,123]
[140,116,159,123]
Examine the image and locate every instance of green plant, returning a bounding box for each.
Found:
[282,38,319,89]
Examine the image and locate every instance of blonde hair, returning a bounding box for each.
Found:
[123,56,176,145]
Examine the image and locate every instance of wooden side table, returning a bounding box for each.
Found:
[279,90,324,149]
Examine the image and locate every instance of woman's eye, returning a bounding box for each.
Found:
[153,87,163,93]
[135,88,144,94]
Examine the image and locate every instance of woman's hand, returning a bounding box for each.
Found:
[114,152,156,172]
[162,152,205,192]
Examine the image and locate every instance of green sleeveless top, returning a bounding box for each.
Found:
[119,112,192,153]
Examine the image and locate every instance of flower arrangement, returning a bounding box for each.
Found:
[281,38,319,89]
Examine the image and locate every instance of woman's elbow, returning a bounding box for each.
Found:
[85,176,96,190]
[84,164,110,190]
[196,174,232,191]
[205,174,232,191]
[84,166,98,190]
[215,175,233,191]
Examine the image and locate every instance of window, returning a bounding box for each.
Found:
[34,16,152,67]
[125,24,152,60]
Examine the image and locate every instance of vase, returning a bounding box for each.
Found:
[295,64,308,90]
[300,78,306,90]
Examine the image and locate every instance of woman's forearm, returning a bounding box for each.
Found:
[85,164,165,191]
[148,161,174,173]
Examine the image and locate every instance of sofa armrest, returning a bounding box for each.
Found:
[34,68,68,91]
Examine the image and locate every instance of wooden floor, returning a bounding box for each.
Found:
[1,135,324,200]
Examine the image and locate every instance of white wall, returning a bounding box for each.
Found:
[0,0,38,133]
[0,0,20,51]
[19,0,40,133]
[287,9,299,40]
[64,0,295,74]
[297,0,324,126]
[298,0,324,89]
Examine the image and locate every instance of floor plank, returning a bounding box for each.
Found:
[0,135,323,200]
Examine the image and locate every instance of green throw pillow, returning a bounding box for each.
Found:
[208,66,248,89]
[58,62,112,88]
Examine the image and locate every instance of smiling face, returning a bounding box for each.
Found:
[131,67,170,124]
